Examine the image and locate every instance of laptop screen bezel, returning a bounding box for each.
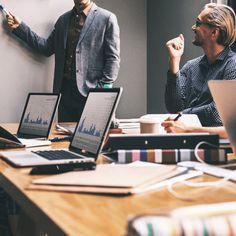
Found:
[68,88,122,160]
[17,93,61,139]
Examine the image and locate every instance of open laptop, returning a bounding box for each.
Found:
[0,93,61,147]
[0,88,123,167]
[208,80,236,156]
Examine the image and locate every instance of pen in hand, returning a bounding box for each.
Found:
[173,112,182,121]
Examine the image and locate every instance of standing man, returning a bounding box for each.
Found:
[6,0,120,122]
[165,3,236,126]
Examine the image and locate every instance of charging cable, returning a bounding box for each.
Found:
[167,141,236,201]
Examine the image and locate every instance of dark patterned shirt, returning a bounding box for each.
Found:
[165,47,236,126]
[63,7,86,80]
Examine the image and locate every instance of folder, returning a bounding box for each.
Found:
[29,165,188,195]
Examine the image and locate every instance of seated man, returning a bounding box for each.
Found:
[165,3,236,127]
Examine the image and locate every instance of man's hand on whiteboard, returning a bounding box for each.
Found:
[6,12,21,30]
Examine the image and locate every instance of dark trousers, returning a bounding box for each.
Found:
[58,80,86,122]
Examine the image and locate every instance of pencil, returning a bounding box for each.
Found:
[173,113,182,121]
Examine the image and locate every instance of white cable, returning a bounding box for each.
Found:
[167,183,218,201]
[186,141,236,187]
[168,141,236,200]
[194,141,236,168]
[194,141,218,163]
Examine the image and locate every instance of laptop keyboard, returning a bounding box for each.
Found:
[32,150,83,160]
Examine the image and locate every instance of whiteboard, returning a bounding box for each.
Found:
[0,0,73,122]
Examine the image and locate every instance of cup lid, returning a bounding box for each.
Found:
[139,115,160,124]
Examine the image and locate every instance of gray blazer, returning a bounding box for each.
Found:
[13,3,120,96]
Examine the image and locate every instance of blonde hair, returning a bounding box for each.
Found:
[204,3,236,46]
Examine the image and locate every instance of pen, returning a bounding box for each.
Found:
[0,4,9,15]
[173,113,182,121]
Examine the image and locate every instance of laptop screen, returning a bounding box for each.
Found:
[17,93,61,138]
[70,88,122,157]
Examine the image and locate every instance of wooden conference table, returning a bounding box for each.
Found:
[0,123,236,236]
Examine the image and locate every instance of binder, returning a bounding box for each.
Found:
[104,133,219,150]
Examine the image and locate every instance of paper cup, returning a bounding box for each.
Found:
[139,115,164,134]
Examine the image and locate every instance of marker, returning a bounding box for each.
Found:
[0,4,9,15]
[173,112,182,121]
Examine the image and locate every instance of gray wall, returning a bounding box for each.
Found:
[147,0,209,113]
[96,0,147,119]
[0,0,147,122]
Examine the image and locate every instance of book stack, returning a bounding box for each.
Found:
[127,201,236,236]
[105,148,228,164]
[128,212,236,236]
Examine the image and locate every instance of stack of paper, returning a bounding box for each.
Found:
[55,123,76,135]
[116,118,140,134]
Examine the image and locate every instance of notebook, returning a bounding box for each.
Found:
[208,80,236,156]
[0,88,123,167]
[0,93,61,148]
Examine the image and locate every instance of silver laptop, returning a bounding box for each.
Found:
[0,88,123,167]
[208,80,236,155]
[0,93,61,147]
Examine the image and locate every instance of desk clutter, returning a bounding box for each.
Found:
[127,201,236,236]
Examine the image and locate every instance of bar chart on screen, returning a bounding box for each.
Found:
[20,95,58,136]
[71,92,118,153]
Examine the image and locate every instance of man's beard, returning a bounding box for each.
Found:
[192,35,202,46]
